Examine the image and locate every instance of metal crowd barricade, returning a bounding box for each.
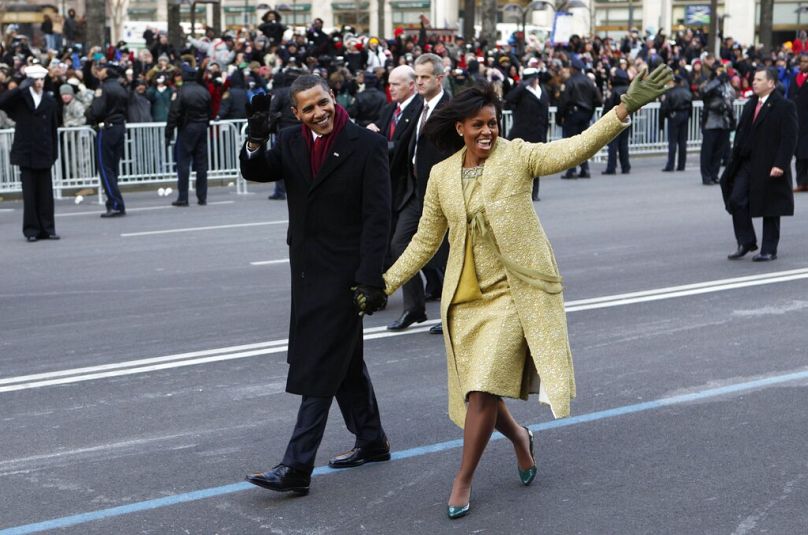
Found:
[0,101,751,198]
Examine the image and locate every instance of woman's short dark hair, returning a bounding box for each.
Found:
[423,83,502,153]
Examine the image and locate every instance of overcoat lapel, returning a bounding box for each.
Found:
[289,131,313,185]
[309,122,357,193]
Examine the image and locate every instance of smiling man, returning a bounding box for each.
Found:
[239,75,392,495]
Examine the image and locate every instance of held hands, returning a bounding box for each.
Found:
[245,93,279,146]
[620,64,674,114]
[351,285,388,317]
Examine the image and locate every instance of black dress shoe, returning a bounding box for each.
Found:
[578,171,591,178]
[328,439,390,469]
[172,200,189,207]
[752,253,777,262]
[601,170,616,175]
[429,324,443,335]
[43,234,60,240]
[387,309,427,331]
[621,168,631,174]
[560,172,577,179]
[662,167,674,172]
[268,193,286,200]
[727,243,758,260]
[245,464,310,495]
[25,236,38,242]
[197,200,207,206]
[100,209,125,218]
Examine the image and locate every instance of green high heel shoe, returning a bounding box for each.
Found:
[447,485,471,519]
[518,426,537,486]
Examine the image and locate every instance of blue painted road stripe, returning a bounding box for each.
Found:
[3,368,808,535]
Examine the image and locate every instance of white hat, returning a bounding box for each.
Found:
[24,64,48,79]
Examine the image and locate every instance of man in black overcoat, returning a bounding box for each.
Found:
[505,67,549,200]
[388,53,452,334]
[721,67,798,262]
[787,53,808,192]
[240,75,392,495]
[0,64,59,241]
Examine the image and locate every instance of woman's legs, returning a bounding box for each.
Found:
[448,394,534,506]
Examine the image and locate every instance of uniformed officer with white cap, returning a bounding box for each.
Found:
[0,63,60,241]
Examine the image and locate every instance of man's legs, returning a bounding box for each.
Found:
[280,395,334,473]
[760,216,781,256]
[795,158,808,189]
[618,129,630,173]
[676,116,688,170]
[97,125,126,212]
[700,129,718,184]
[175,130,192,203]
[191,123,208,203]
[730,163,756,248]
[664,121,677,170]
[389,195,426,325]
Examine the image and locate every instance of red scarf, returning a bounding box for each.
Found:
[797,72,808,89]
[301,104,349,178]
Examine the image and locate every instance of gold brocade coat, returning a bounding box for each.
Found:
[384,109,630,426]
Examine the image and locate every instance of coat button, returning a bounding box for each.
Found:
[300,271,305,279]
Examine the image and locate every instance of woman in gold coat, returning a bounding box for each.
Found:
[382,66,672,518]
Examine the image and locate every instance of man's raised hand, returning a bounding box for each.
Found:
[246,93,273,145]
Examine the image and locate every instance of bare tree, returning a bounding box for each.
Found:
[759,0,774,52]
[85,0,107,49]
[378,0,385,39]
[463,0,475,42]
[110,0,129,45]
[167,0,183,52]
[480,0,497,48]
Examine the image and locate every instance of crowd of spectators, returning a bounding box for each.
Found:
[0,8,806,132]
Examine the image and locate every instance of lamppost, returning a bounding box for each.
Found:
[503,1,587,55]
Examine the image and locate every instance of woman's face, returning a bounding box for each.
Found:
[457,104,498,163]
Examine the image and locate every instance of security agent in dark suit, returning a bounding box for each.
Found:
[787,53,808,191]
[660,74,693,172]
[86,61,129,217]
[558,56,602,179]
[240,76,392,495]
[505,67,549,200]
[0,64,59,241]
[721,67,798,262]
[388,53,452,333]
[367,65,423,256]
[165,64,212,206]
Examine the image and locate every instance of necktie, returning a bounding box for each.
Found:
[753,99,763,122]
[388,104,401,140]
[417,103,429,140]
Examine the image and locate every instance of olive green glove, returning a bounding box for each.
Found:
[351,285,387,317]
[620,64,674,114]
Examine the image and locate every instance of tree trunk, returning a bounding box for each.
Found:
[707,0,718,55]
[85,0,107,49]
[463,0,475,42]
[480,0,497,49]
[377,0,385,38]
[759,0,774,52]
[167,0,183,53]
[212,2,222,35]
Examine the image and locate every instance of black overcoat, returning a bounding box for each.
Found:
[504,81,550,143]
[0,86,59,169]
[373,95,423,212]
[787,75,808,159]
[239,121,391,396]
[721,92,798,217]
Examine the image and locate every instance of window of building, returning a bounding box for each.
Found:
[332,2,370,32]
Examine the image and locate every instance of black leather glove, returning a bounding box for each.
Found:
[351,285,387,316]
[245,93,279,145]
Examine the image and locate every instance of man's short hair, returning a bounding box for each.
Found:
[414,53,444,76]
[290,74,330,107]
[756,65,777,82]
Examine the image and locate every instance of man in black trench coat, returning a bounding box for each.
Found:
[721,67,798,261]
[239,75,392,495]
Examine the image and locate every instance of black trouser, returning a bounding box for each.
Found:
[605,128,630,173]
[281,347,386,474]
[563,110,594,175]
[20,167,55,238]
[390,194,448,313]
[700,128,729,184]
[729,161,781,255]
[796,158,808,187]
[531,178,540,200]
[97,123,126,211]
[176,121,208,203]
[665,114,689,170]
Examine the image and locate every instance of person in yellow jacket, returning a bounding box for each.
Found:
[381,66,672,519]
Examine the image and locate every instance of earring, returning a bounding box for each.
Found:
[458,132,462,136]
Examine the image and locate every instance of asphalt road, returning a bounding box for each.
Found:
[1,156,807,534]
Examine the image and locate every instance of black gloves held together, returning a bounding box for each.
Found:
[246,93,280,146]
[351,285,387,316]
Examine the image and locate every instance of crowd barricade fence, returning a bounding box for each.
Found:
[0,101,749,198]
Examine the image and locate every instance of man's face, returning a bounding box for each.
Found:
[414,62,443,100]
[32,78,44,92]
[61,93,73,104]
[800,56,808,73]
[388,70,414,103]
[292,84,336,136]
[752,71,774,97]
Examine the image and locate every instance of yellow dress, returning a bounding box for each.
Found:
[449,165,540,403]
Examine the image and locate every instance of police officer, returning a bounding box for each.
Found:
[558,56,602,179]
[660,74,693,172]
[86,62,128,217]
[166,64,212,206]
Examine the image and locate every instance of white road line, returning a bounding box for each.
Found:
[2,268,806,393]
[0,208,15,213]
[121,219,288,237]
[58,201,234,217]
[250,259,289,266]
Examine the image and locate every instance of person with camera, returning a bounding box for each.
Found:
[699,64,736,185]
[0,64,60,241]
[240,75,392,495]
[166,64,212,207]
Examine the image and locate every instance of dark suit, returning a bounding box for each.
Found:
[239,120,391,473]
[559,71,601,176]
[373,95,423,215]
[787,74,808,187]
[391,92,452,314]
[721,92,798,255]
[505,81,549,199]
[0,85,59,238]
